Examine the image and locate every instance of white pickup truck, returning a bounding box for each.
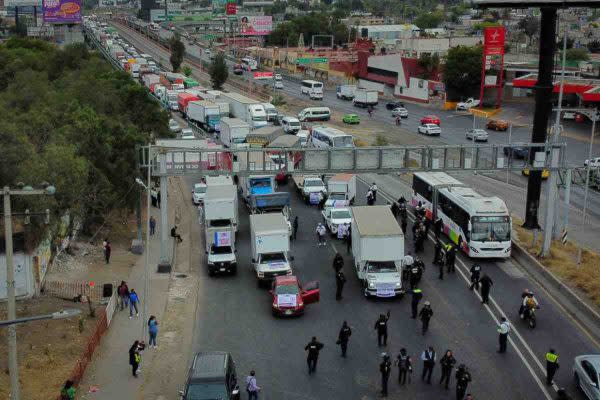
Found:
[293,175,327,204]
[322,207,352,236]
[456,98,480,111]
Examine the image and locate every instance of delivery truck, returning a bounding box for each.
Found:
[250,213,293,284]
[221,92,268,129]
[204,185,238,275]
[325,173,356,208]
[187,100,221,132]
[178,92,200,116]
[204,185,238,232]
[336,85,357,100]
[220,117,250,148]
[351,206,405,298]
[353,89,379,108]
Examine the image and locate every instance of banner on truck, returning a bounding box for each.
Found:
[253,71,274,80]
[42,0,82,23]
[239,16,272,36]
[214,231,232,247]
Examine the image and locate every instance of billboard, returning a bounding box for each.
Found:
[479,26,505,109]
[253,71,273,80]
[5,0,41,6]
[43,0,82,23]
[240,16,272,36]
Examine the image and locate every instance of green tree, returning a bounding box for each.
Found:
[414,11,445,30]
[443,45,483,101]
[565,48,590,62]
[209,52,228,89]
[182,65,192,77]
[418,52,440,79]
[169,33,185,72]
[517,16,539,45]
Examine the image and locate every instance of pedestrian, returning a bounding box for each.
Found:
[345,227,351,253]
[157,190,161,208]
[395,348,412,385]
[149,216,156,236]
[497,317,510,353]
[60,380,76,400]
[402,253,414,282]
[480,274,493,304]
[151,187,158,207]
[335,270,346,300]
[366,189,375,205]
[374,310,391,346]
[337,321,352,357]
[370,183,378,201]
[433,240,443,265]
[455,364,472,400]
[129,340,141,378]
[292,216,299,241]
[104,240,112,264]
[391,202,400,219]
[380,354,392,397]
[148,315,158,349]
[469,264,481,291]
[434,217,443,237]
[410,288,423,319]
[337,223,347,240]
[246,370,261,400]
[419,301,433,335]
[129,289,140,318]
[411,220,420,239]
[421,346,436,384]
[400,215,407,234]
[439,350,457,389]
[318,195,327,210]
[305,336,324,374]
[316,223,327,246]
[332,252,344,272]
[117,281,129,311]
[556,388,571,400]
[546,349,560,386]
[423,217,431,236]
[445,244,456,273]
[171,226,183,243]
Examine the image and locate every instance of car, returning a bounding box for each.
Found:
[180,351,240,400]
[342,114,360,124]
[181,128,195,139]
[503,146,529,159]
[563,111,577,120]
[522,168,550,179]
[420,115,441,126]
[270,275,320,317]
[233,64,244,75]
[418,123,441,136]
[192,182,207,205]
[391,107,408,118]
[584,157,600,168]
[466,129,489,142]
[573,354,600,400]
[486,119,509,131]
[386,101,404,110]
[169,119,181,133]
[456,98,480,111]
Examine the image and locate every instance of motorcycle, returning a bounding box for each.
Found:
[521,305,539,329]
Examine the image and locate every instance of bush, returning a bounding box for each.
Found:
[373,135,389,146]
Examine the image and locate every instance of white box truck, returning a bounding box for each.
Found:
[262,103,278,122]
[204,185,238,232]
[188,100,221,132]
[336,85,357,100]
[250,213,293,283]
[220,117,250,148]
[325,173,356,208]
[353,89,379,108]
[351,206,405,298]
[221,92,268,129]
[204,226,236,275]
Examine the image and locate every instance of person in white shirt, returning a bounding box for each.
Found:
[370,183,378,201]
[421,346,436,383]
[497,317,510,353]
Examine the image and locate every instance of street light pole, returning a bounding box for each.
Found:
[577,115,597,265]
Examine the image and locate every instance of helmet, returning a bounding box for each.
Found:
[424,301,431,306]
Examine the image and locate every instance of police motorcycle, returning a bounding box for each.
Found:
[408,257,425,289]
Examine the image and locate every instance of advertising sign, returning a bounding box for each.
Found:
[42,0,82,23]
[5,0,41,6]
[240,16,272,36]
[253,71,274,80]
[483,26,505,56]
[226,1,236,15]
[214,231,232,247]
[479,26,505,109]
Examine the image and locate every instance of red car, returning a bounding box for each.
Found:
[270,275,320,317]
[420,115,441,126]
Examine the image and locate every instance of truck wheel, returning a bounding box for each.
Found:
[230,266,237,275]
[208,268,215,277]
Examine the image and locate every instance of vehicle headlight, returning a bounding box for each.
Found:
[257,272,264,278]
[368,282,375,289]
[298,301,304,307]
[273,303,279,309]
[396,282,401,287]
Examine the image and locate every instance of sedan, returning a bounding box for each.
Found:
[486,119,509,131]
[391,107,408,118]
[573,354,600,400]
[342,114,360,124]
[466,129,489,142]
[420,115,441,126]
[181,128,195,139]
[386,101,404,110]
[270,275,320,317]
[418,123,441,136]
[169,118,181,133]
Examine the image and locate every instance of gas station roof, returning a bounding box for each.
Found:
[474,0,600,7]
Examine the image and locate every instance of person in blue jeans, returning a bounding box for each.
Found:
[129,289,140,318]
[148,316,159,348]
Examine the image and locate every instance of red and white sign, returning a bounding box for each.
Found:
[226,3,236,15]
[253,71,274,80]
[483,26,505,56]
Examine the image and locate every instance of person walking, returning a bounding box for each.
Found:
[104,240,112,264]
[151,187,158,208]
[129,289,140,318]
[433,239,443,265]
[480,274,494,304]
[497,317,510,353]
[370,183,378,201]
[129,340,141,378]
[337,321,352,357]
[395,348,412,385]
[60,380,76,400]
[419,301,434,335]
[316,223,327,246]
[246,370,261,400]
[434,217,443,238]
[171,226,183,243]
[455,364,472,400]
[546,349,560,386]
[148,316,159,349]
[335,270,346,301]
[380,354,392,397]
[292,216,299,241]
[421,346,436,384]
[117,281,129,311]
[439,350,457,389]
[149,216,156,236]
[305,336,324,374]
[410,288,423,319]
[469,264,481,291]
[445,244,456,273]
[332,252,344,272]
[400,214,407,235]
[345,227,352,253]
[366,189,375,205]
[374,310,391,346]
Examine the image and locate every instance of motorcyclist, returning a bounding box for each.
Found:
[520,290,540,320]
[409,257,424,289]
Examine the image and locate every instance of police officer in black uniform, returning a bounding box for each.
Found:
[419,301,434,335]
[305,336,324,374]
[332,252,344,273]
[411,288,423,319]
[337,321,352,357]
[380,354,392,397]
[374,310,391,346]
[409,257,424,289]
[455,364,472,400]
[469,264,482,291]
[335,270,346,301]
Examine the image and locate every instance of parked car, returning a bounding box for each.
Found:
[456,97,480,111]
[573,354,600,400]
[181,128,195,139]
[169,119,181,133]
[342,114,360,124]
[420,115,441,126]
[584,157,600,168]
[503,146,529,159]
[486,119,509,131]
[270,275,320,317]
[180,351,240,400]
[418,123,441,136]
[522,168,550,179]
[391,107,408,118]
[466,129,489,142]
[386,101,404,110]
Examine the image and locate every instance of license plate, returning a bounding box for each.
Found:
[285,310,292,315]
[220,268,226,272]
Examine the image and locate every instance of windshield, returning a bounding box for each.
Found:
[260,252,286,263]
[252,116,267,122]
[251,179,271,188]
[470,216,511,242]
[366,261,397,273]
[333,136,354,148]
[194,186,207,194]
[210,245,232,254]
[331,210,351,219]
[304,180,323,187]
[289,121,300,127]
[275,284,299,295]
[186,383,228,400]
[328,193,346,200]
[208,219,231,228]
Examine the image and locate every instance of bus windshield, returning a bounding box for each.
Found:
[470,216,510,242]
[333,136,354,148]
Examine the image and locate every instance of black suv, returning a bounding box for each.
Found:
[180,351,240,400]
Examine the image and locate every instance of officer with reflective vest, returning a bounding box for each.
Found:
[411,288,423,319]
[546,349,560,385]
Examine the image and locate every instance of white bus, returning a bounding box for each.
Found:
[301,80,324,97]
[241,57,258,71]
[411,172,511,258]
[310,126,354,149]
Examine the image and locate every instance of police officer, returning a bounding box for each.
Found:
[337,321,352,357]
[304,336,324,374]
[469,264,481,291]
[434,217,443,237]
[380,354,392,397]
[497,317,510,354]
[433,240,443,265]
[335,270,346,301]
[332,252,344,273]
[546,348,560,386]
[409,257,424,289]
[419,301,433,335]
[395,348,412,385]
[480,274,494,304]
[411,288,423,319]
[374,310,391,346]
[423,217,431,236]
[445,244,456,273]
[455,364,472,400]
[414,228,425,253]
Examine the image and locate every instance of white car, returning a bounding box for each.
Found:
[169,119,181,133]
[584,157,600,168]
[418,123,441,136]
[456,98,480,111]
[192,183,207,204]
[181,128,195,139]
[573,354,600,400]
[321,207,352,236]
[309,91,323,100]
[465,129,489,142]
[391,107,408,118]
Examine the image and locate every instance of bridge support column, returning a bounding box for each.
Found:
[158,153,172,273]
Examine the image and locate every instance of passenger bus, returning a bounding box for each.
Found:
[411,172,511,258]
[309,126,354,149]
[301,80,324,96]
[241,57,258,71]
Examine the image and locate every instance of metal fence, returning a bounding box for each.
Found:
[42,279,106,302]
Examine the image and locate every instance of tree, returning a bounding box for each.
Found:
[418,52,440,79]
[209,52,228,89]
[517,16,539,45]
[182,65,192,77]
[443,45,483,101]
[169,34,185,73]
[565,48,590,62]
[414,11,445,30]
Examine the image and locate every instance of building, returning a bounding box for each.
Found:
[395,36,483,58]
[140,0,162,21]
[356,24,421,44]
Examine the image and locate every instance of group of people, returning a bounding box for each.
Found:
[117,281,141,318]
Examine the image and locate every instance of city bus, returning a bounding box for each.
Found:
[411,172,511,258]
[241,57,258,71]
[300,80,324,97]
[309,126,354,149]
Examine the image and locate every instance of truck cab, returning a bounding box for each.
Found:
[321,207,352,236]
[262,103,278,122]
[294,175,327,203]
[241,175,276,202]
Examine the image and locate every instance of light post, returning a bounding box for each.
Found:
[2,183,55,400]
[0,308,81,328]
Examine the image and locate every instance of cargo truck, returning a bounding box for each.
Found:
[324,173,356,208]
[183,77,199,89]
[262,103,278,122]
[204,186,238,275]
[142,74,160,89]
[164,90,179,110]
[204,185,238,232]
[336,85,357,100]
[220,117,250,148]
[187,100,221,132]
[178,92,201,116]
[351,206,405,298]
[220,92,268,129]
[245,126,284,148]
[353,89,379,108]
[250,213,293,284]
[216,102,230,117]
[240,175,276,203]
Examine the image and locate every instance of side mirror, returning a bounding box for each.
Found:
[251,258,256,263]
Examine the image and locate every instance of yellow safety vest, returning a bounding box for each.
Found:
[545,353,558,363]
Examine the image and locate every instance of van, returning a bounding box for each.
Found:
[180,351,240,400]
[281,116,301,134]
[298,107,331,122]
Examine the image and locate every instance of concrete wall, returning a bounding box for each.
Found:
[0,252,35,300]
[366,54,404,86]
[394,77,429,102]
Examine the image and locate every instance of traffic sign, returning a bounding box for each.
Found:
[296,57,329,64]
[296,58,311,64]
[313,57,328,63]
